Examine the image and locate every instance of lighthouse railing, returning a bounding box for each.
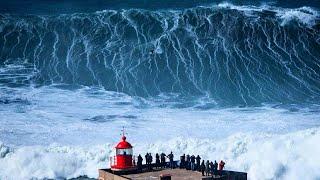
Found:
[110,155,136,167]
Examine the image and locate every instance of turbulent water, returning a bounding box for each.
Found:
[0,2,320,180]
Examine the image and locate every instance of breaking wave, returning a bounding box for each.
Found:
[1,128,320,179]
[1,85,320,179]
[0,4,320,106]
[1,4,320,179]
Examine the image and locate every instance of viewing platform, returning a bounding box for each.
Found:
[99,128,247,180]
[99,161,247,180]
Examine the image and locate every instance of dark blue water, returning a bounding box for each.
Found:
[0,0,319,14]
[1,2,320,179]
[0,1,319,106]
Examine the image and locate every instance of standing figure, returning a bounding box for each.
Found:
[200,160,206,176]
[145,153,149,165]
[148,153,153,170]
[210,161,214,175]
[160,153,166,168]
[218,160,225,176]
[213,160,218,175]
[205,160,210,176]
[137,154,143,172]
[190,155,196,171]
[168,151,174,169]
[219,160,225,170]
[180,154,186,168]
[155,153,160,168]
[196,155,201,171]
[186,154,191,170]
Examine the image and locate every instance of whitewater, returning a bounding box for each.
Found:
[0,3,320,180]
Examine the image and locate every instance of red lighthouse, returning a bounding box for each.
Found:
[110,128,137,171]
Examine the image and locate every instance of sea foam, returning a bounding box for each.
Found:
[276,7,319,26]
[216,3,319,26]
[1,128,320,180]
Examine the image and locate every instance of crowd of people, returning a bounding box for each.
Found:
[179,154,225,176]
[137,151,175,171]
[136,152,225,176]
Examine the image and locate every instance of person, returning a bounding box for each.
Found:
[145,153,149,170]
[180,154,185,168]
[155,153,160,168]
[148,153,153,170]
[218,160,225,176]
[210,161,214,175]
[190,155,196,171]
[160,153,166,168]
[137,154,143,172]
[186,154,190,170]
[219,160,225,170]
[205,160,210,176]
[200,160,206,176]
[133,157,136,167]
[145,153,149,165]
[196,155,201,171]
[167,151,174,169]
[213,160,218,175]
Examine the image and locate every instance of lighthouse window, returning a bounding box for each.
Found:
[116,148,133,155]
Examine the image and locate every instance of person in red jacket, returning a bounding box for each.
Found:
[218,160,225,170]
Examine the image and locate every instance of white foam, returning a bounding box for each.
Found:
[1,86,320,179]
[217,3,319,26]
[276,7,319,26]
[94,3,319,27]
[0,143,113,179]
[140,128,320,180]
[1,128,320,179]
[217,2,266,12]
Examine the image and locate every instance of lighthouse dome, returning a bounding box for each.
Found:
[115,136,133,149]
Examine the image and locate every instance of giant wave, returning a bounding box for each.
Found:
[0,4,319,106]
[1,3,320,180]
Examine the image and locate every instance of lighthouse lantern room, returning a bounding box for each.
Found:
[110,128,137,171]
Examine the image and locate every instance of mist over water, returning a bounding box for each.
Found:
[0,1,320,180]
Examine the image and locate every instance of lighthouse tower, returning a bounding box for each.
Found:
[110,128,137,171]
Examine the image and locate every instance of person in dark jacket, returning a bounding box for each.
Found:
[180,154,185,168]
[155,153,160,168]
[167,151,174,169]
[137,154,143,172]
[145,153,149,165]
[196,155,201,171]
[190,155,196,171]
[210,161,214,175]
[186,154,191,170]
[149,153,153,170]
[205,160,210,176]
[200,160,206,176]
[160,153,166,168]
[213,160,218,175]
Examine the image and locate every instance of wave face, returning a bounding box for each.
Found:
[0,5,320,106]
[1,4,320,180]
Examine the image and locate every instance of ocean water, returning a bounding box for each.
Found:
[0,1,320,179]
